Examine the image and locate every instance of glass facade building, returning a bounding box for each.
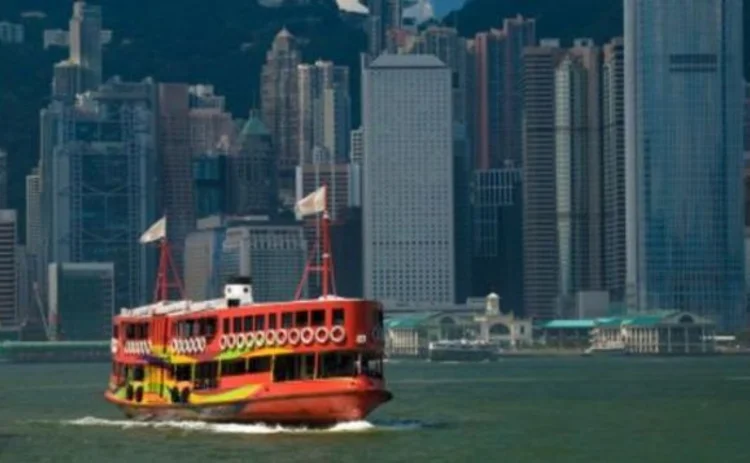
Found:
[625,0,745,330]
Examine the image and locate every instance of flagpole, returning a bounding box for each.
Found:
[321,184,330,298]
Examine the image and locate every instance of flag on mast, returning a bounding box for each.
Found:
[294,185,327,219]
[139,216,167,244]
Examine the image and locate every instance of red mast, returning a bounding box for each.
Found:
[140,216,184,302]
[294,185,336,299]
[154,237,185,302]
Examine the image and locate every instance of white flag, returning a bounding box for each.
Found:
[139,216,167,244]
[294,186,327,219]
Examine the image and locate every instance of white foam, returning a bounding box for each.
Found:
[63,416,418,435]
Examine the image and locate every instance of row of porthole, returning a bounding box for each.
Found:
[219,326,346,351]
[122,340,151,355]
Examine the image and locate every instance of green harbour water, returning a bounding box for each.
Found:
[1,356,749,462]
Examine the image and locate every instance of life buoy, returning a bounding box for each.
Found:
[227,333,237,349]
[180,338,189,354]
[288,328,301,346]
[191,338,199,354]
[236,333,246,350]
[245,332,255,349]
[276,329,288,346]
[315,326,329,344]
[330,325,346,344]
[171,338,178,352]
[265,330,276,347]
[301,327,314,345]
[255,332,265,348]
[198,336,206,352]
[219,335,228,351]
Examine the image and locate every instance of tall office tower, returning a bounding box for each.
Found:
[554,39,603,308]
[298,61,351,164]
[522,39,563,320]
[68,1,102,93]
[602,37,626,302]
[366,0,402,56]
[47,262,114,340]
[363,54,455,304]
[261,28,301,208]
[0,210,17,329]
[228,111,276,216]
[157,84,194,288]
[0,149,6,209]
[474,16,536,169]
[471,167,524,314]
[625,0,745,330]
[42,78,157,309]
[25,167,41,256]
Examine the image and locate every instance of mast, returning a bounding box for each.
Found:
[294,185,336,299]
[140,216,185,302]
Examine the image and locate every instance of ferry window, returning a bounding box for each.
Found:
[254,314,266,331]
[205,318,217,340]
[112,325,119,338]
[273,354,314,382]
[295,311,309,327]
[233,317,242,333]
[195,361,219,390]
[281,313,293,329]
[332,309,345,326]
[318,352,356,378]
[223,318,230,334]
[311,310,325,326]
[133,366,145,381]
[268,314,277,329]
[126,324,134,339]
[361,353,384,379]
[221,359,247,376]
[174,364,192,381]
[243,316,253,331]
[249,356,271,373]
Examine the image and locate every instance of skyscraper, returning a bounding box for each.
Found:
[522,39,563,320]
[473,16,536,169]
[602,37,626,302]
[0,210,17,328]
[362,54,455,304]
[261,28,301,207]
[42,78,157,309]
[554,39,602,301]
[366,0,402,56]
[297,61,351,164]
[68,1,102,93]
[625,0,745,330]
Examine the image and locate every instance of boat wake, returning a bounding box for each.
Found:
[61,416,424,435]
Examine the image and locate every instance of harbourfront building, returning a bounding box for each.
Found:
[624,0,746,330]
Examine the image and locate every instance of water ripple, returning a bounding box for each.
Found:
[59,416,426,435]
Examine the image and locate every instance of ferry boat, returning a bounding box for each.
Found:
[104,186,392,425]
[427,339,499,362]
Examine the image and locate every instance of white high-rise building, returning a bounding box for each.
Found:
[362,54,454,304]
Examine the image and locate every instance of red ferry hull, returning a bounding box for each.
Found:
[106,388,392,425]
